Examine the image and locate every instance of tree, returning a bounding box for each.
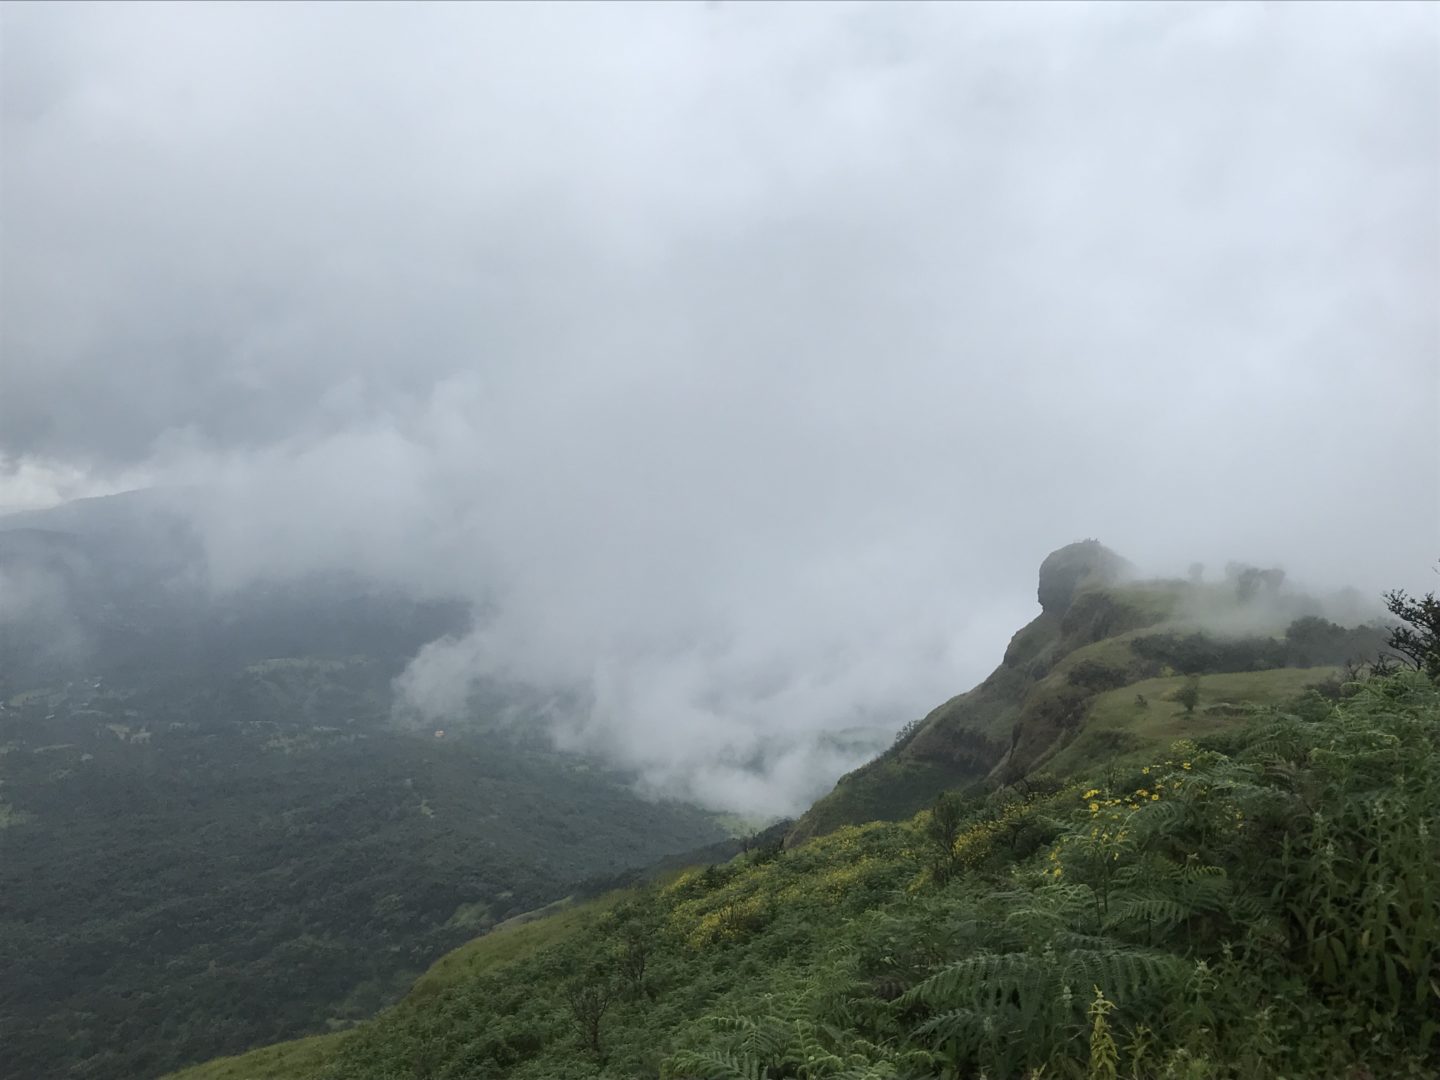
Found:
[1226,562,1284,602]
[925,791,965,884]
[1175,676,1201,715]
[616,929,649,999]
[566,979,614,1054]
[1383,584,1440,680]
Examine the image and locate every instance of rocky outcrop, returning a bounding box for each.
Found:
[1036,540,1132,613]
[788,541,1165,844]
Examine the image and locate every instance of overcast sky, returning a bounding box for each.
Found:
[3,1,1437,813]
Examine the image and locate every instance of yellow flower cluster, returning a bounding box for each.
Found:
[1080,756,1206,820]
[669,820,918,948]
[949,804,1029,869]
[661,868,703,898]
[684,893,769,949]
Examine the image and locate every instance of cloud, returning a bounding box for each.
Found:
[3,1,1436,812]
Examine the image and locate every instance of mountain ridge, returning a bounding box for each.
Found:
[788,540,1375,846]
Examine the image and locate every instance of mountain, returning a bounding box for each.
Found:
[0,494,730,1080]
[0,489,475,689]
[788,540,1381,844]
[158,544,1439,1080]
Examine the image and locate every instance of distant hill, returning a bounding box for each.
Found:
[0,489,472,688]
[788,541,1383,843]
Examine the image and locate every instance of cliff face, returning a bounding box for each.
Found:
[787,542,1163,845]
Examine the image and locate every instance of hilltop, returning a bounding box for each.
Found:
[789,540,1380,843]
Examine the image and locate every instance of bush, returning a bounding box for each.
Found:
[1175,676,1201,714]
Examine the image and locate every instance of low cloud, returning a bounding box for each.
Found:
[3,2,1435,812]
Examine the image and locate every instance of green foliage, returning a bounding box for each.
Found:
[1,660,725,1080]
[174,671,1440,1080]
[788,759,961,846]
[922,791,965,884]
[1175,676,1201,714]
[1043,666,1340,777]
[1254,676,1440,1056]
[1384,585,1440,679]
[565,978,616,1053]
[152,1032,352,1080]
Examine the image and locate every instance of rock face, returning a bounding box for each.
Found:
[1036,540,1132,614]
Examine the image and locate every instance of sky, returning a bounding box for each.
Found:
[2,1,1437,814]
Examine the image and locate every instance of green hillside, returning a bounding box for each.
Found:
[165,670,1440,1079]
[161,547,1437,1080]
[789,542,1379,844]
[159,892,632,1080]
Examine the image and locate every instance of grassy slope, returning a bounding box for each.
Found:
[163,674,1440,1080]
[408,893,629,1001]
[791,571,1378,844]
[782,758,957,846]
[791,582,1182,843]
[160,892,631,1080]
[155,1033,350,1080]
[1038,665,1338,776]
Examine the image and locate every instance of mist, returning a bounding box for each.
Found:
[3,2,1436,813]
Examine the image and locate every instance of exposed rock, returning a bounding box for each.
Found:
[1036,540,1132,613]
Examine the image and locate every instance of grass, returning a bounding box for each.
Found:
[1049,628,1154,676]
[162,890,638,1080]
[1040,666,1339,776]
[408,890,634,999]
[1086,580,1186,624]
[787,759,962,845]
[159,1031,351,1080]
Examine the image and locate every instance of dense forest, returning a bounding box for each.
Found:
[0,656,730,1080]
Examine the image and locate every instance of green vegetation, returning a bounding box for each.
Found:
[795,552,1385,840]
[785,758,957,847]
[1039,666,1341,777]
[0,657,726,1080]
[162,893,641,1080]
[169,671,1440,1079]
[409,893,632,1000]
[12,516,1424,1080]
[1384,586,1440,678]
[153,1033,351,1080]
